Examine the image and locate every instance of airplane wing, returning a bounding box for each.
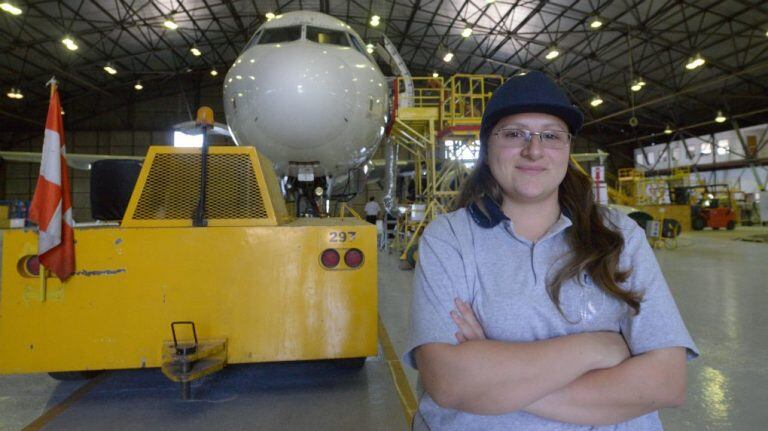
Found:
[0,151,144,170]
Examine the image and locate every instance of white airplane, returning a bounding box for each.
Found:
[223,11,389,188]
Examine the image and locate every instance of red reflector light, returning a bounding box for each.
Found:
[344,248,364,268]
[21,255,40,276]
[320,249,340,268]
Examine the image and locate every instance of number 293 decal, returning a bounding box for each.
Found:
[328,231,357,243]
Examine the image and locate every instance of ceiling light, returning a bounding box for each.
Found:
[685,53,705,70]
[265,12,275,20]
[589,17,603,29]
[432,72,439,78]
[443,52,454,62]
[370,15,380,27]
[590,95,603,107]
[6,88,23,99]
[61,37,79,51]
[461,27,473,38]
[134,81,143,91]
[103,63,117,75]
[714,110,726,123]
[190,46,202,56]
[630,79,646,92]
[664,125,673,135]
[366,43,374,54]
[0,2,22,15]
[545,47,560,60]
[210,69,218,76]
[163,19,178,30]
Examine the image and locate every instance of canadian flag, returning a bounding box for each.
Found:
[28,82,75,280]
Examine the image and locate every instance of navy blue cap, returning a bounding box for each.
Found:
[480,71,584,148]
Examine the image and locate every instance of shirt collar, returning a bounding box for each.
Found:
[468,196,509,228]
[468,195,573,233]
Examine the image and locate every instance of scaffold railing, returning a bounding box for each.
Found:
[388,74,503,266]
[618,167,646,180]
[395,76,444,110]
[443,74,503,126]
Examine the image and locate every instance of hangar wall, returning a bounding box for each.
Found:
[0,82,225,222]
[1,130,173,222]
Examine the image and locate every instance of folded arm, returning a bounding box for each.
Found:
[523,347,687,425]
[415,330,626,415]
[431,299,687,423]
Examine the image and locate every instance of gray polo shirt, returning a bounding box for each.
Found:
[403,199,699,430]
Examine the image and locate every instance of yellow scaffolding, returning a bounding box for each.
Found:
[443,74,503,126]
[390,74,503,264]
[614,166,694,206]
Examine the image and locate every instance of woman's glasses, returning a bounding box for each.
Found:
[491,128,572,149]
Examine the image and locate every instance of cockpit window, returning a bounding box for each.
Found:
[257,26,302,44]
[349,35,366,55]
[306,26,350,47]
[244,29,263,50]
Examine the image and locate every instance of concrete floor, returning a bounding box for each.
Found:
[2,226,767,430]
[0,357,407,431]
[377,226,768,431]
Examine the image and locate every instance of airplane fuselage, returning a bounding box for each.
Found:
[224,11,388,179]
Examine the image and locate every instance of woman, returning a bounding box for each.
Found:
[403,71,698,430]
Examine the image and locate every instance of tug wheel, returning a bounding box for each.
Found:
[333,357,366,370]
[48,371,102,381]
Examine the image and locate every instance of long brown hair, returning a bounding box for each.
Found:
[454,159,643,316]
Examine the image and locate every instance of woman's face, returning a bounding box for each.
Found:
[486,112,571,205]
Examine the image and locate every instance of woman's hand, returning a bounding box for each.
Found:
[451,297,486,343]
[584,332,631,369]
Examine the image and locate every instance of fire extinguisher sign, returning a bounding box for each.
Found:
[591,165,608,205]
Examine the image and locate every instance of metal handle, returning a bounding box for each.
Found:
[171,321,198,350]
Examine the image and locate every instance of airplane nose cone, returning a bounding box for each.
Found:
[226,45,356,150]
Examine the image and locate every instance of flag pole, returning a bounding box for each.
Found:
[46,76,58,97]
[31,75,75,280]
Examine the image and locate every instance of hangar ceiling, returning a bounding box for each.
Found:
[1,0,767,153]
